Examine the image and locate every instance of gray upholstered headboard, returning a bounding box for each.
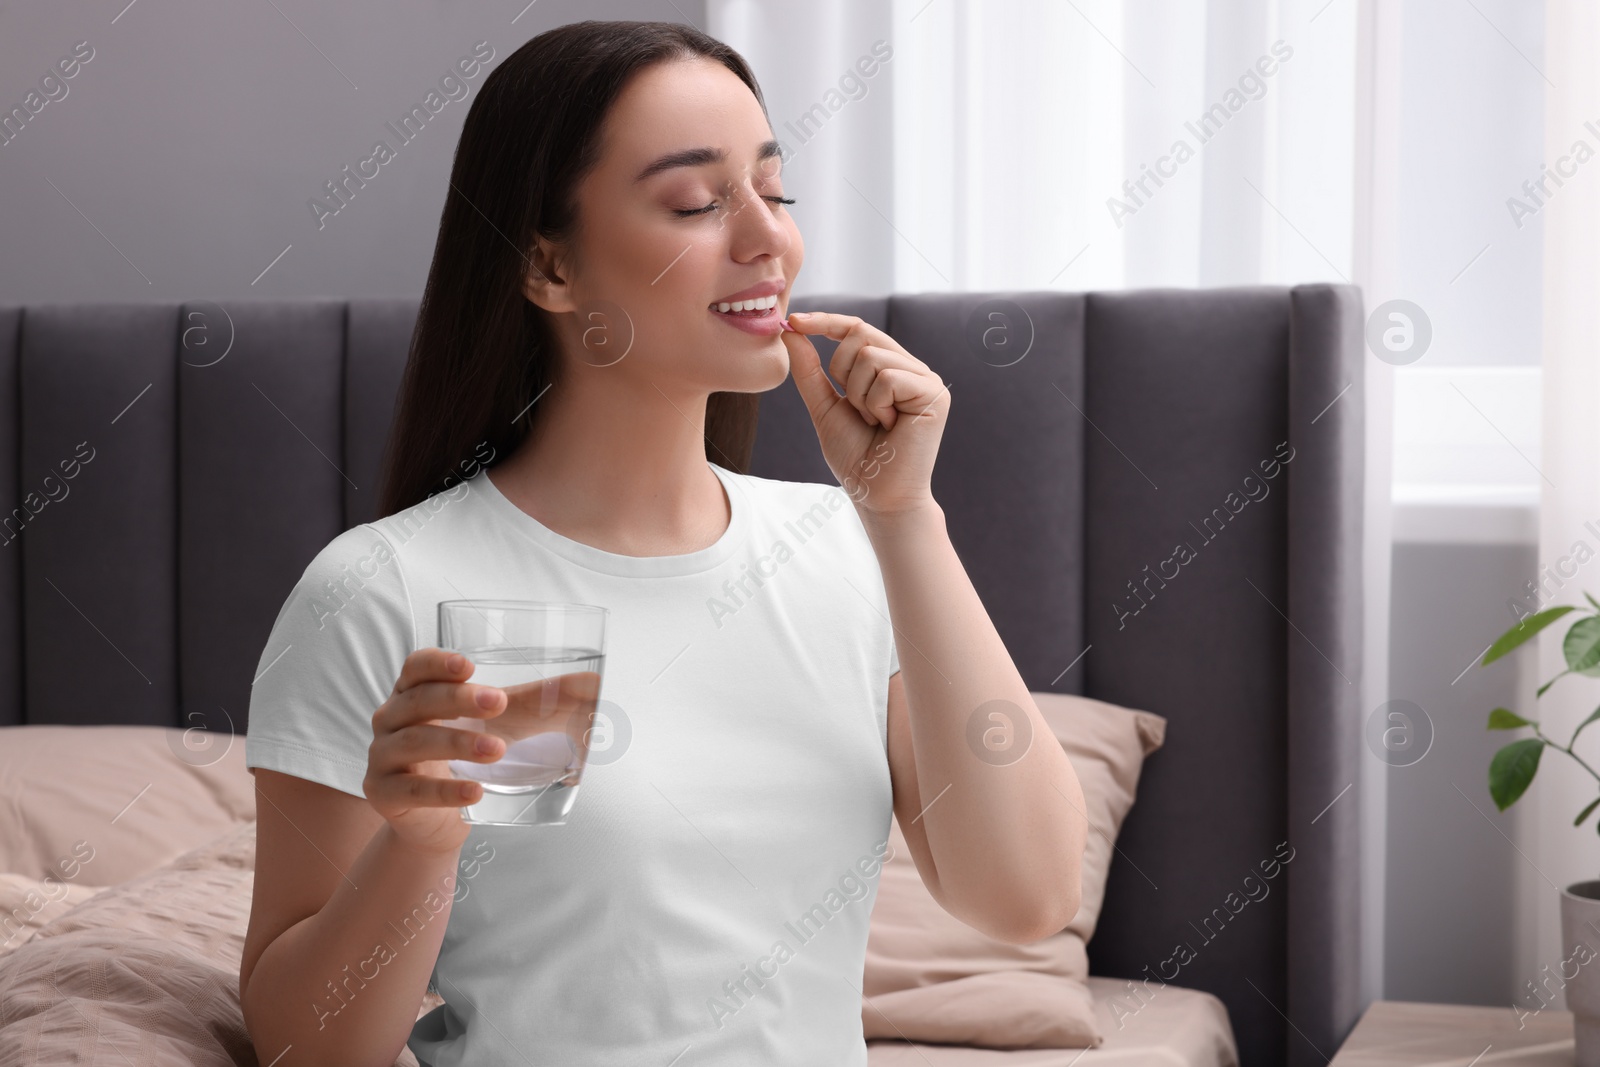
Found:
[0,285,1365,1067]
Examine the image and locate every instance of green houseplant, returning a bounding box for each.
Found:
[1479,602,1600,1058]
[1480,603,1600,826]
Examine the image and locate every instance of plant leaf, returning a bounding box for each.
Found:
[1537,670,1570,698]
[1578,796,1600,828]
[1482,606,1578,665]
[1566,616,1600,677]
[1587,591,1600,612]
[1489,738,1545,811]
[1487,707,1533,730]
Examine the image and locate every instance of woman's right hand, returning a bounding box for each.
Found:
[363,647,506,856]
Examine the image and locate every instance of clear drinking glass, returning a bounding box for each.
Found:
[436,600,608,827]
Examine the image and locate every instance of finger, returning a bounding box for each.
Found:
[500,670,600,709]
[873,366,949,430]
[377,678,505,734]
[782,326,847,429]
[489,671,602,743]
[787,313,873,400]
[787,311,893,347]
[371,769,482,810]
[790,312,910,377]
[831,338,919,394]
[395,647,474,695]
[843,345,909,427]
[810,317,874,398]
[373,722,504,776]
[865,366,924,430]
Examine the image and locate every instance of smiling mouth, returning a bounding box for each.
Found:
[709,294,781,317]
[710,304,778,319]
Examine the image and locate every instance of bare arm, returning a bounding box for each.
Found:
[870,500,1087,946]
[240,772,460,1067]
[240,649,511,1067]
[780,309,1088,947]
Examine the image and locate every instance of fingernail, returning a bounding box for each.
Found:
[448,653,465,672]
[476,687,501,709]
[475,734,498,755]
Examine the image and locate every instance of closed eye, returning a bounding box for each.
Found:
[674,195,795,218]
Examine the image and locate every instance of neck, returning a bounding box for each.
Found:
[487,365,731,557]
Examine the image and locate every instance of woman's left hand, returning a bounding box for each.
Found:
[780,311,949,515]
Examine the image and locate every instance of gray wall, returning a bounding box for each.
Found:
[1385,538,1534,1005]
[0,0,705,303]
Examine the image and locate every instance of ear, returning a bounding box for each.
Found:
[522,236,576,313]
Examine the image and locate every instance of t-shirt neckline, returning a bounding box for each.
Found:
[470,460,750,578]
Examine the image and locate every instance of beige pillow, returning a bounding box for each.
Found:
[862,691,1166,1050]
[0,724,256,886]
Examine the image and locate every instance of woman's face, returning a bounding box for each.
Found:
[532,57,802,396]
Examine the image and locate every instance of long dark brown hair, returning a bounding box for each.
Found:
[376,20,764,519]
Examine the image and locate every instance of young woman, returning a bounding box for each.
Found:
[238,19,1085,1067]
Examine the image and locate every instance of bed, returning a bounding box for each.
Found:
[0,285,1365,1065]
[0,721,1238,1066]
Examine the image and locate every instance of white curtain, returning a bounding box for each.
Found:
[1532,0,1600,1007]
[710,0,1358,293]
[711,0,1389,1006]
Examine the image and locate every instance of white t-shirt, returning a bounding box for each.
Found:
[245,460,900,1067]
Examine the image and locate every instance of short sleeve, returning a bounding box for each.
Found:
[827,482,900,682]
[245,524,416,799]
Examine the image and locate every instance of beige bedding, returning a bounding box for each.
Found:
[0,821,442,1066]
[0,818,1235,1067]
[867,977,1238,1065]
[0,724,256,887]
[0,722,1235,1066]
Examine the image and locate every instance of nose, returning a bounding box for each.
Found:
[717,175,791,259]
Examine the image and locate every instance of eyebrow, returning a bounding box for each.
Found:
[633,139,783,183]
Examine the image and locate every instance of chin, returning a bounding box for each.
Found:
[754,340,795,389]
[709,342,791,394]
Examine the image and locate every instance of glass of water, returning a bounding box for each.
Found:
[436,600,608,827]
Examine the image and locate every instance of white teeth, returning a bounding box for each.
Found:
[713,294,778,313]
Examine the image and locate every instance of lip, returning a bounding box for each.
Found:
[709,302,786,336]
[708,278,786,307]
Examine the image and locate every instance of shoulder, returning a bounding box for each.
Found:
[273,523,414,643]
[721,466,855,520]
[296,523,407,588]
[364,477,480,550]
[730,470,874,562]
